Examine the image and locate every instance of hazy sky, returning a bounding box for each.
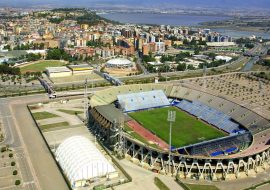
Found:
[1,0,270,9]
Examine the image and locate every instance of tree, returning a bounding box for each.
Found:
[46,48,70,60]
[0,64,20,75]
[13,170,18,175]
[3,45,11,51]
[142,55,155,63]
[187,65,196,70]
[26,53,41,62]
[177,63,186,71]
[194,48,200,55]
[15,180,20,186]
[208,52,217,61]
[194,46,201,55]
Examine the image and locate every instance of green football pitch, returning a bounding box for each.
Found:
[20,60,66,74]
[128,107,227,147]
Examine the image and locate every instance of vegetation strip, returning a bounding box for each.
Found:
[154,177,170,190]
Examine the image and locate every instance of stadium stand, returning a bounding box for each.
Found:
[117,90,170,112]
[178,132,252,156]
[89,83,270,133]
[176,100,241,134]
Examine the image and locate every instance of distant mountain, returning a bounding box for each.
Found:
[0,0,270,9]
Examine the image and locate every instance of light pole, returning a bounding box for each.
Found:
[167,110,176,175]
[84,78,88,122]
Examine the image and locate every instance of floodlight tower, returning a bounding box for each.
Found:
[167,110,176,175]
[84,79,88,122]
[118,118,125,157]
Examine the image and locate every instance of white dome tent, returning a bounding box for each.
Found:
[55,136,117,188]
[105,58,133,68]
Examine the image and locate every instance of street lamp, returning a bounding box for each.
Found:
[167,110,176,175]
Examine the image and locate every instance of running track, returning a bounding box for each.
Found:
[127,120,169,150]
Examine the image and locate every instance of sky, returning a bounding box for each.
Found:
[1,0,270,9]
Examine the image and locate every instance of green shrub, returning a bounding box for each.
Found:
[13,170,18,175]
[11,161,16,166]
[1,147,6,152]
[15,180,20,186]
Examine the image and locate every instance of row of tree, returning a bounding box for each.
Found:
[0,64,20,75]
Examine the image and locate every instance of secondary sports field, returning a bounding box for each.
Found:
[20,60,66,73]
[128,107,226,147]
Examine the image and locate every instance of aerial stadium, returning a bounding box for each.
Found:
[88,83,270,181]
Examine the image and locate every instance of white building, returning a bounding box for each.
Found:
[55,136,117,188]
[215,55,233,62]
[155,42,165,53]
[106,58,133,68]
[45,67,72,78]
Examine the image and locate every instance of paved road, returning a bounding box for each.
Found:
[115,159,183,190]
[0,99,21,147]
[135,52,149,75]
[241,56,260,72]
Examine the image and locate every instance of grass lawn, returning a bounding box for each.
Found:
[40,122,69,130]
[32,111,58,120]
[20,60,66,73]
[57,109,83,115]
[128,107,226,147]
[185,184,219,190]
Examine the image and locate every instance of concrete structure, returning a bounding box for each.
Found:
[55,136,117,188]
[45,67,72,78]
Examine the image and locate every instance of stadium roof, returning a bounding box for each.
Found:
[55,136,116,187]
[95,104,131,123]
[106,58,132,66]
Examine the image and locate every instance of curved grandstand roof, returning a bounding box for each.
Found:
[55,136,115,186]
[106,58,132,66]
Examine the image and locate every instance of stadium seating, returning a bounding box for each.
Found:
[178,132,252,156]
[175,100,241,134]
[117,90,170,112]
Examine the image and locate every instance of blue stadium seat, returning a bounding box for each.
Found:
[175,100,241,134]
